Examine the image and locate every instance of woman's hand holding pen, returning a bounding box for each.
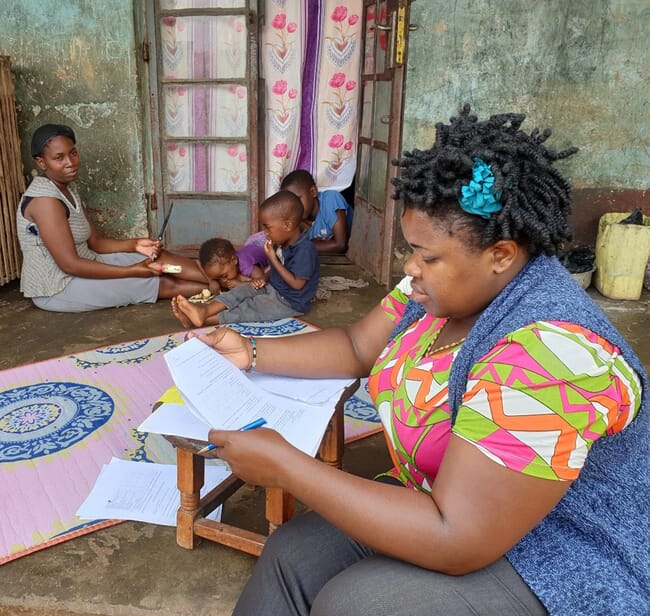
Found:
[207,427,302,488]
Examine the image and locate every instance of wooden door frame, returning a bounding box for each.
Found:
[348,0,411,286]
[380,0,409,287]
[142,0,262,253]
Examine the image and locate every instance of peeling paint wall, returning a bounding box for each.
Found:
[0,1,148,238]
[4,1,648,248]
[403,0,650,243]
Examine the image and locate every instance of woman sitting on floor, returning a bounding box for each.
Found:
[17,123,215,312]
[191,105,649,615]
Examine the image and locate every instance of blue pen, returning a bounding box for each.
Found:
[197,418,267,454]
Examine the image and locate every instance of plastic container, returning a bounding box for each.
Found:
[571,269,595,290]
[593,212,650,300]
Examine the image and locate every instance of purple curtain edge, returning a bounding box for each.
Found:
[295,1,322,174]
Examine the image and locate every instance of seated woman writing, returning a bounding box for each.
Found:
[17,124,215,312]
[189,106,648,615]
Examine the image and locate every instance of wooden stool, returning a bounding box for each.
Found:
[163,379,359,556]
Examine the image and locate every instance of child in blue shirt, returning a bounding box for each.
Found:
[172,190,319,327]
[280,169,353,254]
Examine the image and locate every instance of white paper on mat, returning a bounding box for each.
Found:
[76,457,231,526]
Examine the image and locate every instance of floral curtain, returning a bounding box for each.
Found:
[159,8,250,193]
[157,0,362,199]
[262,0,363,196]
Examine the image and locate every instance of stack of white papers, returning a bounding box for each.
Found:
[76,457,231,525]
[137,336,355,457]
[246,372,354,405]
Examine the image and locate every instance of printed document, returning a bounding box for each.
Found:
[76,457,231,526]
[139,336,352,456]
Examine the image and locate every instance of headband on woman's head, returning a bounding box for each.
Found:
[31,124,76,158]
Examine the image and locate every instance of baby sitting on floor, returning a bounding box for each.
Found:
[197,237,268,293]
[172,191,319,328]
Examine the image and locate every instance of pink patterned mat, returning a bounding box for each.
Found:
[0,319,380,565]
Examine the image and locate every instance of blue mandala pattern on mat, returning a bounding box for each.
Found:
[344,395,380,422]
[228,319,309,337]
[343,379,379,423]
[71,336,178,369]
[0,382,114,462]
[125,427,154,463]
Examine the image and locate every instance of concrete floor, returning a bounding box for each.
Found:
[0,264,648,616]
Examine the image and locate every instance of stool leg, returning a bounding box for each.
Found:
[318,404,344,469]
[266,487,295,533]
[176,448,204,549]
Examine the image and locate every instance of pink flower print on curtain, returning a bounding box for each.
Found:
[262,4,302,195]
[322,133,354,175]
[261,0,362,195]
[215,85,248,138]
[161,15,216,80]
[266,12,298,73]
[209,143,248,193]
[268,79,299,140]
[165,86,189,136]
[326,5,359,65]
[316,1,362,190]
[217,16,247,78]
[167,143,192,192]
[161,16,183,78]
[323,72,357,131]
[269,141,292,187]
[160,13,248,194]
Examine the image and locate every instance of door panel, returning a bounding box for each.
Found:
[372,81,391,143]
[347,0,411,285]
[162,84,249,138]
[369,148,388,206]
[146,0,260,252]
[164,142,249,193]
[166,198,250,249]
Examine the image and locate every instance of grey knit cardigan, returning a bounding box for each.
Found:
[392,254,649,615]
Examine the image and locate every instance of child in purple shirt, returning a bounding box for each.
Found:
[172,191,318,327]
[197,237,268,293]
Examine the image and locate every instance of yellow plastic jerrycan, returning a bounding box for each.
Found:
[593,212,650,300]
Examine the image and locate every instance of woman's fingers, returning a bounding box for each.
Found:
[196,327,229,347]
[207,428,292,487]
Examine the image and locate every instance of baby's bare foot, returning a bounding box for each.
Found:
[177,295,207,328]
[171,296,192,329]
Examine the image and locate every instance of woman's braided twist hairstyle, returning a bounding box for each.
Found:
[391,104,578,256]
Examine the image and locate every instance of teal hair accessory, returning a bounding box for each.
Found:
[459,158,502,219]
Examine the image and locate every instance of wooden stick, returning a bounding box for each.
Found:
[0,56,25,286]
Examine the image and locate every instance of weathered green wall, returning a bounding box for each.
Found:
[3,1,648,246]
[0,1,148,238]
[403,0,650,243]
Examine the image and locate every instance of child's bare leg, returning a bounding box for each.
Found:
[171,296,192,329]
[156,250,220,292]
[158,277,207,299]
[176,295,226,328]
